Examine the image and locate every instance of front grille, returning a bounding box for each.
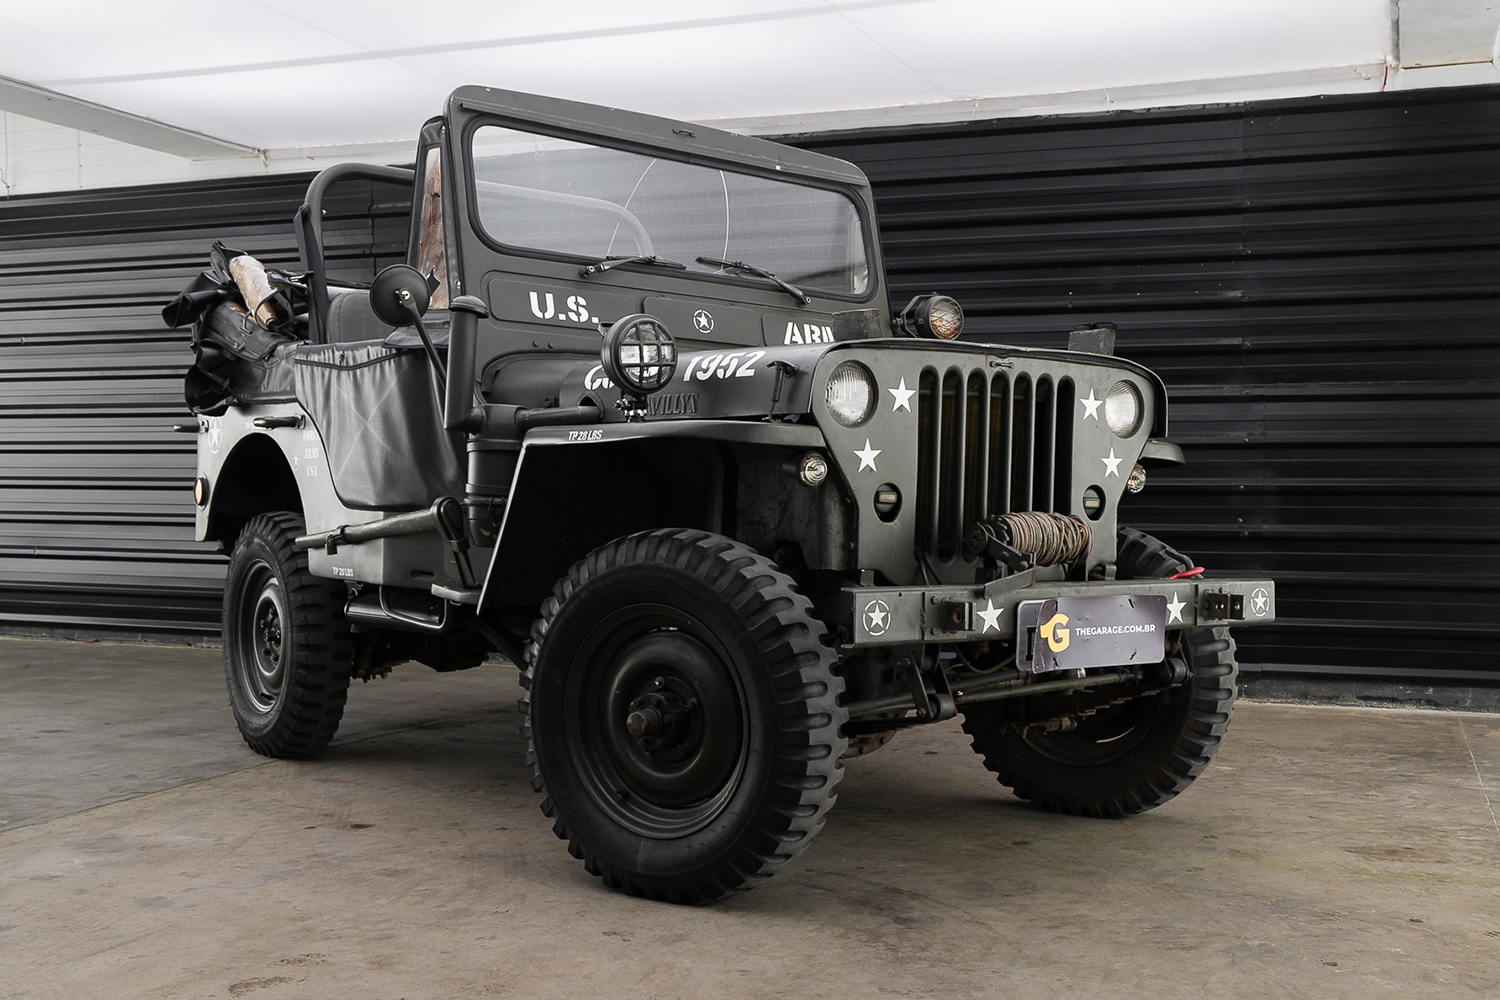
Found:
[916,366,1075,561]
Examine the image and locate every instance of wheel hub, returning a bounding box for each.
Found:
[256,600,283,663]
[625,677,699,752]
[564,605,749,838]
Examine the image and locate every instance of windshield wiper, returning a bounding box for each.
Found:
[695,256,811,305]
[579,254,686,277]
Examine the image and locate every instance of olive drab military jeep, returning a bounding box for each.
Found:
[170,87,1276,904]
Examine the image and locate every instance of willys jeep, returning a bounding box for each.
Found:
[173,87,1276,903]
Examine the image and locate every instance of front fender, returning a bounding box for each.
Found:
[477,420,833,608]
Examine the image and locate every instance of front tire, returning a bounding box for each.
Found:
[223,512,353,757]
[522,529,846,903]
[961,527,1238,817]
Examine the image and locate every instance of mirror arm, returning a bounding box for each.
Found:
[399,294,446,396]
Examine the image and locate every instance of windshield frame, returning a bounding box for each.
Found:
[460,114,879,305]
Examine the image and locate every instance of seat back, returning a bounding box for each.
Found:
[325,289,394,344]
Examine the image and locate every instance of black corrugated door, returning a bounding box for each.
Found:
[0,174,409,636]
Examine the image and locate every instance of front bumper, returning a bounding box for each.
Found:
[843,572,1275,647]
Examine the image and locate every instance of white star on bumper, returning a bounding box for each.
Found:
[1166,593,1185,624]
[855,439,882,472]
[1102,448,1123,477]
[889,378,915,412]
[1081,390,1102,420]
[977,599,1004,633]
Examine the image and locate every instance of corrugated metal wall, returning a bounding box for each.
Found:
[1,85,1496,686]
[0,175,410,636]
[791,84,1500,685]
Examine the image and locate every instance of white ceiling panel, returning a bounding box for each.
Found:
[0,0,1401,154]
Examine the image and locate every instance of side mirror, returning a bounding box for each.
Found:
[369,264,431,326]
[370,263,444,394]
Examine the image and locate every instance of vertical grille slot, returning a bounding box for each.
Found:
[961,371,987,533]
[1054,378,1075,514]
[937,369,963,559]
[988,372,1011,516]
[915,367,940,555]
[1010,374,1034,511]
[1033,376,1056,512]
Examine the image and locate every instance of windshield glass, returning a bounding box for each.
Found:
[469,125,870,297]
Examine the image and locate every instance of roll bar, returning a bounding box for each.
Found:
[294,163,417,344]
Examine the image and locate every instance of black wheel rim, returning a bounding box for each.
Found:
[1022,695,1168,765]
[1022,638,1184,766]
[234,559,288,714]
[564,603,748,838]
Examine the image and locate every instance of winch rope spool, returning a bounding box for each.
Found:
[981,511,1091,567]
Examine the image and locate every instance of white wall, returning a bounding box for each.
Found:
[0,112,420,198]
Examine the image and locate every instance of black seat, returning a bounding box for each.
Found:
[325,289,394,345]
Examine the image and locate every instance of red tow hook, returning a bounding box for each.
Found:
[1165,566,1206,580]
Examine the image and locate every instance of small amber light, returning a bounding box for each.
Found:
[193,476,209,507]
[798,453,829,486]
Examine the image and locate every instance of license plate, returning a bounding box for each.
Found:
[1018,595,1167,674]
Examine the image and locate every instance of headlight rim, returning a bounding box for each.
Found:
[824,360,877,428]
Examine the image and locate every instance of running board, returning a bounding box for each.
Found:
[345,587,450,634]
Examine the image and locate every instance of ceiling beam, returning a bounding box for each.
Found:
[0,75,257,160]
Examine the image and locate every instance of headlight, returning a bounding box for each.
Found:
[1104,380,1143,437]
[825,361,876,427]
[601,314,676,394]
[897,294,964,340]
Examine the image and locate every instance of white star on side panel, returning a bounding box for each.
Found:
[977,599,1004,633]
[1081,390,1102,420]
[1166,593,1185,624]
[889,378,915,412]
[867,606,888,629]
[855,439,881,472]
[1102,448,1122,477]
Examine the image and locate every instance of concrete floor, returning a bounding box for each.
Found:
[1,637,1497,1000]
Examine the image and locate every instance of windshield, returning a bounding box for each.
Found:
[469,125,870,297]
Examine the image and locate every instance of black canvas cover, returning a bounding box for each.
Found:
[292,341,464,511]
[181,301,303,413]
[167,243,309,415]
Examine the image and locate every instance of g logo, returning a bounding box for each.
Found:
[1041,612,1071,653]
